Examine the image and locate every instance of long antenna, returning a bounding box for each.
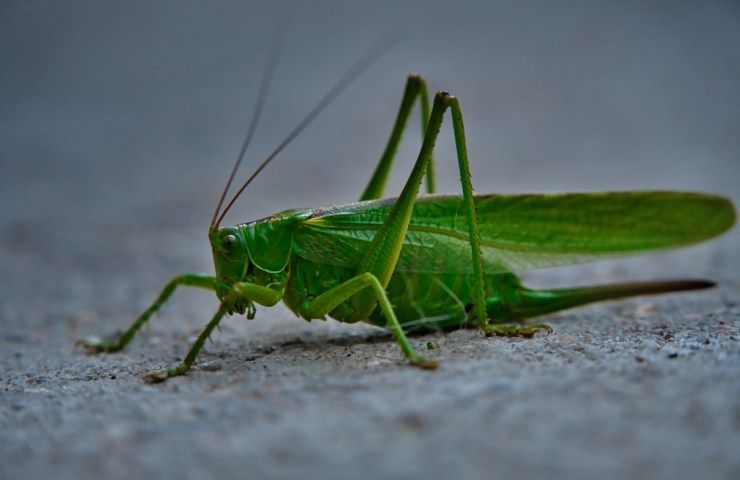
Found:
[214,29,401,228]
[209,23,288,229]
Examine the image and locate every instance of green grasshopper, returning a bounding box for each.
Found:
[80,38,735,382]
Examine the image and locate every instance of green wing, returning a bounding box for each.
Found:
[293,192,735,274]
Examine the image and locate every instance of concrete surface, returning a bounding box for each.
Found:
[1,1,739,479]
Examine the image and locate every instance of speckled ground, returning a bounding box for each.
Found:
[1,2,739,479]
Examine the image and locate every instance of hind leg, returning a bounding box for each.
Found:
[482,274,553,337]
[360,75,435,200]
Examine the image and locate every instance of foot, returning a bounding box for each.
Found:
[409,354,439,370]
[142,364,190,383]
[482,323,553,338]
[76,337,125,354]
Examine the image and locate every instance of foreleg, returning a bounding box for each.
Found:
[78,273,216,353]
[144,281,283,382]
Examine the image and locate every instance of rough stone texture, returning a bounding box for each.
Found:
[1,2,738,479]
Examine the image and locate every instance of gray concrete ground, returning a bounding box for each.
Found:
[1,2,739,479]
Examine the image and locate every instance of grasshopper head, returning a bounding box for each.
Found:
[209,227,250,303]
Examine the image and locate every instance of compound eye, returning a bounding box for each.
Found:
[222,234,237,251]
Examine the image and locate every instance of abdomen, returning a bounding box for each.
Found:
[367,270,482,331]
[284,257,516,332]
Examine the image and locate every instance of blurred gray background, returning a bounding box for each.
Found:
[1,1,738,479]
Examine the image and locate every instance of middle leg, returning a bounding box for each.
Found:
[299,272,438,369]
